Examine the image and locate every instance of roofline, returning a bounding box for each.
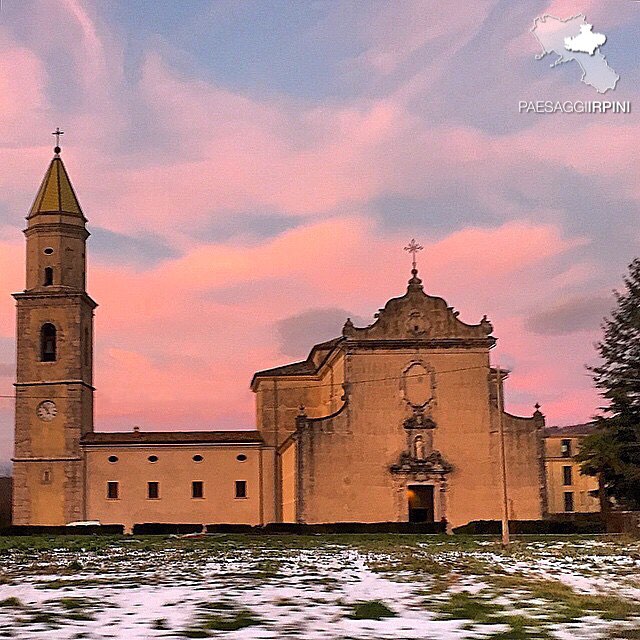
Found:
[81,429,263,446]
[250,336,345,390]
[543,422,598,437]
[82,441,264,449]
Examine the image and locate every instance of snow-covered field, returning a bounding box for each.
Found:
[0,534,638,639]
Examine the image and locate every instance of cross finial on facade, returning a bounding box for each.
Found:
[404,238,423,271]
[52,127,64,155]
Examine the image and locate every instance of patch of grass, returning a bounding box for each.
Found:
[370,552,449,577]
[610,627,640,640]
[486,614,552,639]
[485,569,640,622]
[201,610,262,631]
[0,597,23,608]
[434,589,553,638]
[55,597,95,610]
[26,609,63,628]
[272,596,295,606]
[152,618,170,630]
[488,575,640,622]
[348,600,396,620]
[529,579,640,621]
[255,559,280,575]
[180,630,210,639]
[437,591,503,623]
[197,600,236,612]
[36,578,104,590]
[39,597,99,622]
[66,611,95,621]
[183,607,262,635]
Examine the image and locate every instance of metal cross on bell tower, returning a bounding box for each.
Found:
[52,127,64,155]
[404,238,423,271]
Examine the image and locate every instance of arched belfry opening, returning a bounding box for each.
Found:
[44,267,53,286]
[41,323,57,362]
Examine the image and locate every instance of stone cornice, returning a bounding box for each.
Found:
[82,441,263,449]
[12,456,82,462]
[343,338,496,350]
[13,290,98,309]
[24,222,89,238]
[15,380,95,390]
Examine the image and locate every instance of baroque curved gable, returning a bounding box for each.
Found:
[342,270,494,343]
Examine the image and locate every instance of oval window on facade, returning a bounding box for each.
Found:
[108,455,119,463]
[148,455,158,463]
[236,454,247,462]
[193,454,203,462]
[43,247,54,255]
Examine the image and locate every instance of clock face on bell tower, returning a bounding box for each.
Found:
[36,401,57,421]
[12,137,97,526]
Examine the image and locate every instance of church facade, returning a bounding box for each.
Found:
[13,148,590,530]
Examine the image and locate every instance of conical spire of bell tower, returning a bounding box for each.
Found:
[28,129,84,219]
[22,130,91,292]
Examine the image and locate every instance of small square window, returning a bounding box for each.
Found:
[192,481,204,499]
[235,480,247,499]
[148,481,159,499]
[107,481,119,499]
[562,466,572,486]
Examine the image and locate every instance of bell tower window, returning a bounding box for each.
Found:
[44,267,53,286]
[41,323,57,362]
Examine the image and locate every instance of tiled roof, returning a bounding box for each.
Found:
[251,336,344,387]
[81,430,263,445]
[543,423,598,437]
[252,360,317,378]
[309,337,343,353]
[29,156,83,217]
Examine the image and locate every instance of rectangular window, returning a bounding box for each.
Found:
[561,439,572,458]
[563,466,573,486]
[235,480,247,499]
[147,481,159,499]
[564,491,574,512]
[107,481,119,500]
[192,481,204,499]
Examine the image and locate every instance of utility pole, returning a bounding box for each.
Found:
[496,365,510,546]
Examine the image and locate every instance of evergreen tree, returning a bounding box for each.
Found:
[576,258,640,510]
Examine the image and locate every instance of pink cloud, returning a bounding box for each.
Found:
[542,1,635,29]
[83,218,590,429]
[0,242,23,336]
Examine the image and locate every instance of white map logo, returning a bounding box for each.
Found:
[532,14,619,93]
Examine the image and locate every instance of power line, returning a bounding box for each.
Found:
[0,364,501,399]
[3,366,636,401]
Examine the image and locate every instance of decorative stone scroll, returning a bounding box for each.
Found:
[342,269,494,344]
[390,450,453,478]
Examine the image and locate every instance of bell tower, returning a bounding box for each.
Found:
[12,133,97,525]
